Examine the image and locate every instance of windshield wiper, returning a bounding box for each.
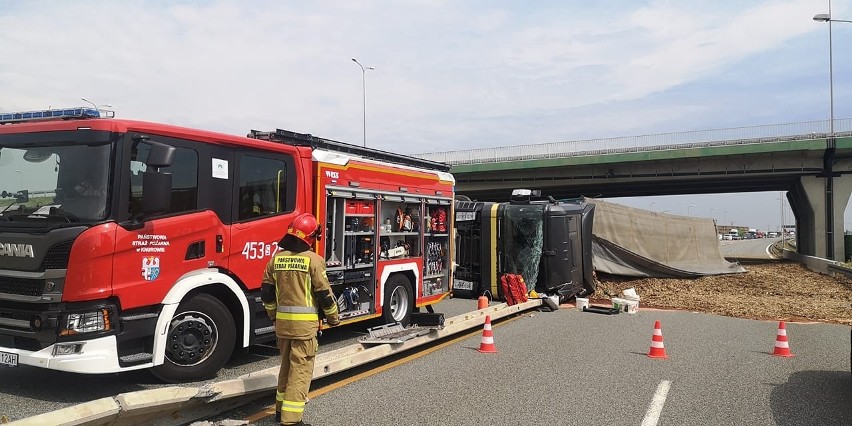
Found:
[1,201,17,215]
[0,207,81,223]
[0,190,28,215]
[0,203,18,218]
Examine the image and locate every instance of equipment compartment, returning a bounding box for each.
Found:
[423,199,452,296]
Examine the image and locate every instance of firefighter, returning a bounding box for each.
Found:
[261,212,339,426]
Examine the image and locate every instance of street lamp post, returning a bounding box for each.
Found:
[81,97,113,116]
[351,58,375,147]
[650,201,656,212]
[710,207,716,221]
[813,4,851,136]
[688,204,696,216]
[813,1,851,260]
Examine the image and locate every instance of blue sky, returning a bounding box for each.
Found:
[1,0,851,231]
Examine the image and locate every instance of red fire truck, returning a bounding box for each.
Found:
[0,108,454,382]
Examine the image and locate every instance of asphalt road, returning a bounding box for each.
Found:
[223,299,851,426]
[0,297,476,422]
[2,292,850,425]
[719,237,783,260]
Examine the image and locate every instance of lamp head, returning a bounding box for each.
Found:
[813,13,831,22]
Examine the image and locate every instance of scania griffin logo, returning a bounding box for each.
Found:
[0,242,35,258]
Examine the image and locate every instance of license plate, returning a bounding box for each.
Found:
[454,279,474,291]
[456,211,476,222]
[0,351,18,367]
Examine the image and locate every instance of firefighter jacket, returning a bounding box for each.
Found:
[262,249,339,339]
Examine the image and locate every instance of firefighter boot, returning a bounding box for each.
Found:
[274,411,281,423]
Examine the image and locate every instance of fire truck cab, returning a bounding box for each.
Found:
[0,108,454,382]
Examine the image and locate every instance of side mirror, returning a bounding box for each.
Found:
[142,172,171,214]
[146,141,176,168]
[122,139,175,229]
[141,140,175,214]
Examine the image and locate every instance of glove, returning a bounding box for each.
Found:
[327,317,340,327]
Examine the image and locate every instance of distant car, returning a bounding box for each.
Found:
[723,234,733,241]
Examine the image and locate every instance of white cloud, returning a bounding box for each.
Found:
[0,0,837,153]
[2,0,851,230]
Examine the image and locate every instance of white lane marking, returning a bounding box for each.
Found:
[641,380,672,426]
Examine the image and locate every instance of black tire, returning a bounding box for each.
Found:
[382,275,413,326]
[151,293,236,383]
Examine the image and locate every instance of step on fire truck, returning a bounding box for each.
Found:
[0,107,454,382]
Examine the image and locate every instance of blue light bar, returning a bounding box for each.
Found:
[0,107,110,124]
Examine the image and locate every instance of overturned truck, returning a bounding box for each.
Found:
[452,191,596,301]
[452,192,746,303]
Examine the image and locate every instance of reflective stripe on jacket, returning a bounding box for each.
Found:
[263,249,339,339]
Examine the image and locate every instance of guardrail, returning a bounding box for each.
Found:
[782,250,839,275]
[11,299,543,426]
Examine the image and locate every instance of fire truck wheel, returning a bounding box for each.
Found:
[382,275,412,326]
[151,293,236,383]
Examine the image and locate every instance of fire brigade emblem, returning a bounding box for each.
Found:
[142,256,161,281]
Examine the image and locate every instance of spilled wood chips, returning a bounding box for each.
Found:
[592,261,852,325]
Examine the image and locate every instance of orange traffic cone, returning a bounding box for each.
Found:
[477,295,489,310]
[647,320,669,359]
[477,315,498,353]
[772,321,794,357]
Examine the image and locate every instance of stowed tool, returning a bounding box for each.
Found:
[326,200,341,267]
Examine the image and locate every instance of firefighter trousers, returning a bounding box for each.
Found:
[276,337,318,425]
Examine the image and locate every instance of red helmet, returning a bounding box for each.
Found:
[287,213,321,245]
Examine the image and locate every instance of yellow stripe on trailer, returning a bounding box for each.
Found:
[489,203,499,298]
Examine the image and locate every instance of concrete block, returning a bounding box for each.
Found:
[9,397,120,426]
[114,386,199,417]
[204,371,278,402]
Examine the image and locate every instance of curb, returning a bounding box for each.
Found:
[9,397,120,426]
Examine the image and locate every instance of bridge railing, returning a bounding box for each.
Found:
[414,118,852,165]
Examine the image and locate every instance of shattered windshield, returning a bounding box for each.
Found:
[501,204,544,291]
[0,140,112,224]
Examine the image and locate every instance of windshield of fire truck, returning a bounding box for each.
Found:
[0,140,111,224]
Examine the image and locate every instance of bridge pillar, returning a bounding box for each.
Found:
[791,175,852,260]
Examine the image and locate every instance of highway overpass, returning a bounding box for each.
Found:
[415,119,852,261]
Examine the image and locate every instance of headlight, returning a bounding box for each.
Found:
[60,308,113,336]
